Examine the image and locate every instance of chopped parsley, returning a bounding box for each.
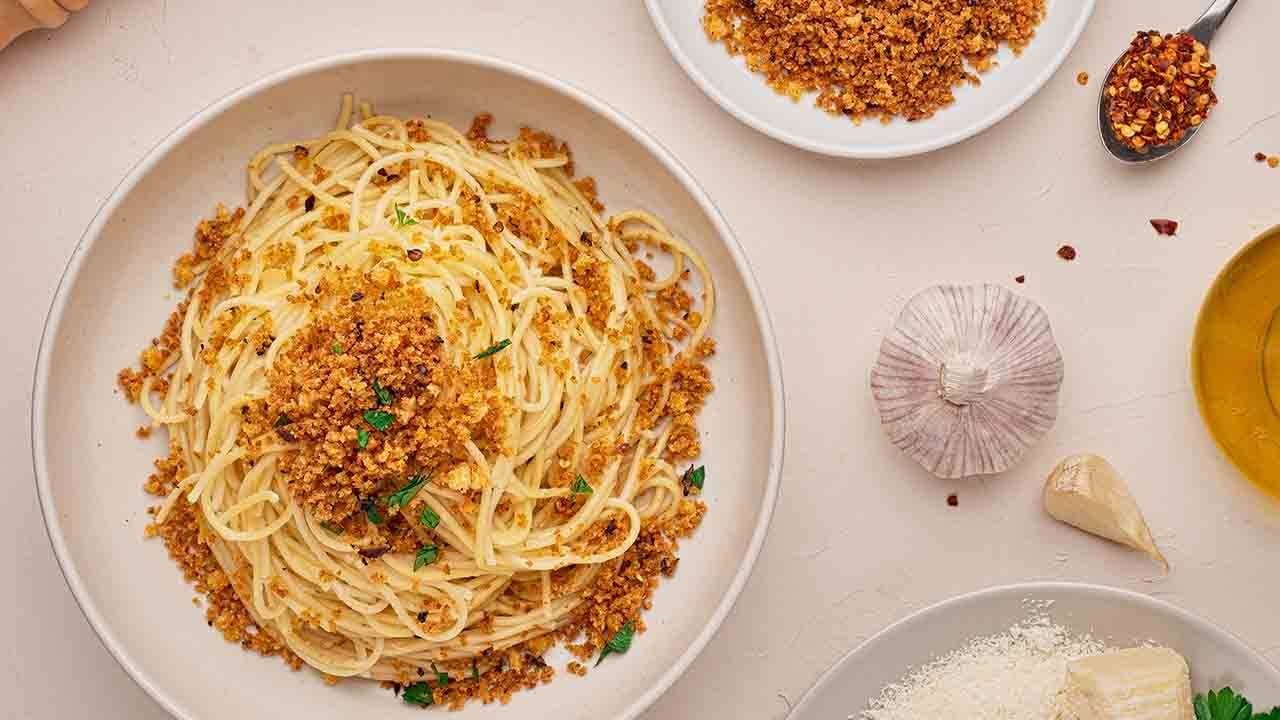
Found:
[1195,688,1255,720]
[471,660,480,681]
[357,427,370,449]
[402,681,432,706]
[474,338,511,359]
[395,205,419,227]
[331,343,344,355]
[372,378,393,406]
[388,473,426,510]
[362,498,385,526]
[595,622,634,666]
[273,414,292,428]
[414,544,440,570]
[363,409,395,431]
[318,521,343,534]
[432,663,449,687]
[571,474,592,494]
[682,465,706,494]
[420,505,441,529]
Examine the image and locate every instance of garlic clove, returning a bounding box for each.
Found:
[870,284,1064,479]
[1043,454,1168,570]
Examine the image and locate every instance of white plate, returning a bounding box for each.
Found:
[645,0,1096,158]
[33,49,785,720]
[790,582,1280,719]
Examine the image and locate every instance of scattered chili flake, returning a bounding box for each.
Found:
[1014,275,1026,284]
[946,493,959,507]
[1256,152,1268,163]
[1149,218,1179,236]
[304,195,316,212]
[1270,156,1280,169]
[1076,71,1089,86]
[1104,31,1217,153]
[1057,245,1078,261]
[406,248,423,262]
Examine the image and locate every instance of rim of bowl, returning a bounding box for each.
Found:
[31,47,787,720]
[1190,224,1280,492]
[789,581,1280,718]
[642,0,1097,159]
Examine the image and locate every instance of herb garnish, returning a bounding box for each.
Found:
[571,474,592,494]
[471,660,480,681]
[595,622,634,666]
[388,473,426,510]
[1194,688,1255,720]
[362,498,385,526]
[420,506,441,529]
[331,343,344,355]
[395,205,419,227]
[414,544,440,570]
[474,338,512,359]
[372,378,393,406]
[273,414,292,428]
[363,409,395,431]
[357,427,370,449]
[319,521,343,534]
[432,663,449,687]
[681,465,705,494]
[402,681,432,706]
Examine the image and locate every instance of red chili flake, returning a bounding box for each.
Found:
[1256,152,1269,162]
[406,248,424,261]
[1014,275,1026,284]
[946,493,959,507]
[1057,245,1077,261]
[1149,218,1178,236]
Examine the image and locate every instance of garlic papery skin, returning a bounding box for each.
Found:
[1044,453,1169,570]
[870,284,1064,479]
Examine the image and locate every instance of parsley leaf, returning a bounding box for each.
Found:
[474,338,511,360]
[372,378,393,406]
[414,545,440,570]
[571,474,592,494]
[362,498,385,526]
[595,621,634,666]
[273,414,292,428]
[319,521,343,534]
[432,662,449,687]
[395,205,418,227]
[471,660,480,681]
[402,681,432,706]
[1194,688,1252,720]
[682,465,706,494]
[331,343,344,355]
[363,409,395,431]
[420,505,441,529]
[388,473,426,510]
[1255,709,1280,720]
[357,427,370,449]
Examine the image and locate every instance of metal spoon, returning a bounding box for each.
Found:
[1098,0,1239,163]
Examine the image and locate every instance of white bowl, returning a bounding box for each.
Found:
[33,49,785,720]
[645,0,1096,158]
[789,582,1280,719]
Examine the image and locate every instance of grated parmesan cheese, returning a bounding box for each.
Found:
[860,615,1112,720]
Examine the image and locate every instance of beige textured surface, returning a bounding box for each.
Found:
[4,1,1280,718]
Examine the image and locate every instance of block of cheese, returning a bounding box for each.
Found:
[1058,647,1194,720]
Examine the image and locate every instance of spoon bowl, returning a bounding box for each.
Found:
[1099,0,1238,163]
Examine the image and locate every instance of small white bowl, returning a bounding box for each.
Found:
[789,582,1280,719]
[645,0,1096,158]
[33,49,785,720]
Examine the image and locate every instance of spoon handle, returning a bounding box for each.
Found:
[1188,0,1238,45]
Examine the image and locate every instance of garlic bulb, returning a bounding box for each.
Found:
[1044,453,1168,570]
[870,284,1064,478]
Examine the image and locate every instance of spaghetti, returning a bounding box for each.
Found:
[119,95,716,706]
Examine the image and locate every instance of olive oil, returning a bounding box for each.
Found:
[1193,226,1280,499]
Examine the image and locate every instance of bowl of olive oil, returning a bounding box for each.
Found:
[1193,225,1280,499]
